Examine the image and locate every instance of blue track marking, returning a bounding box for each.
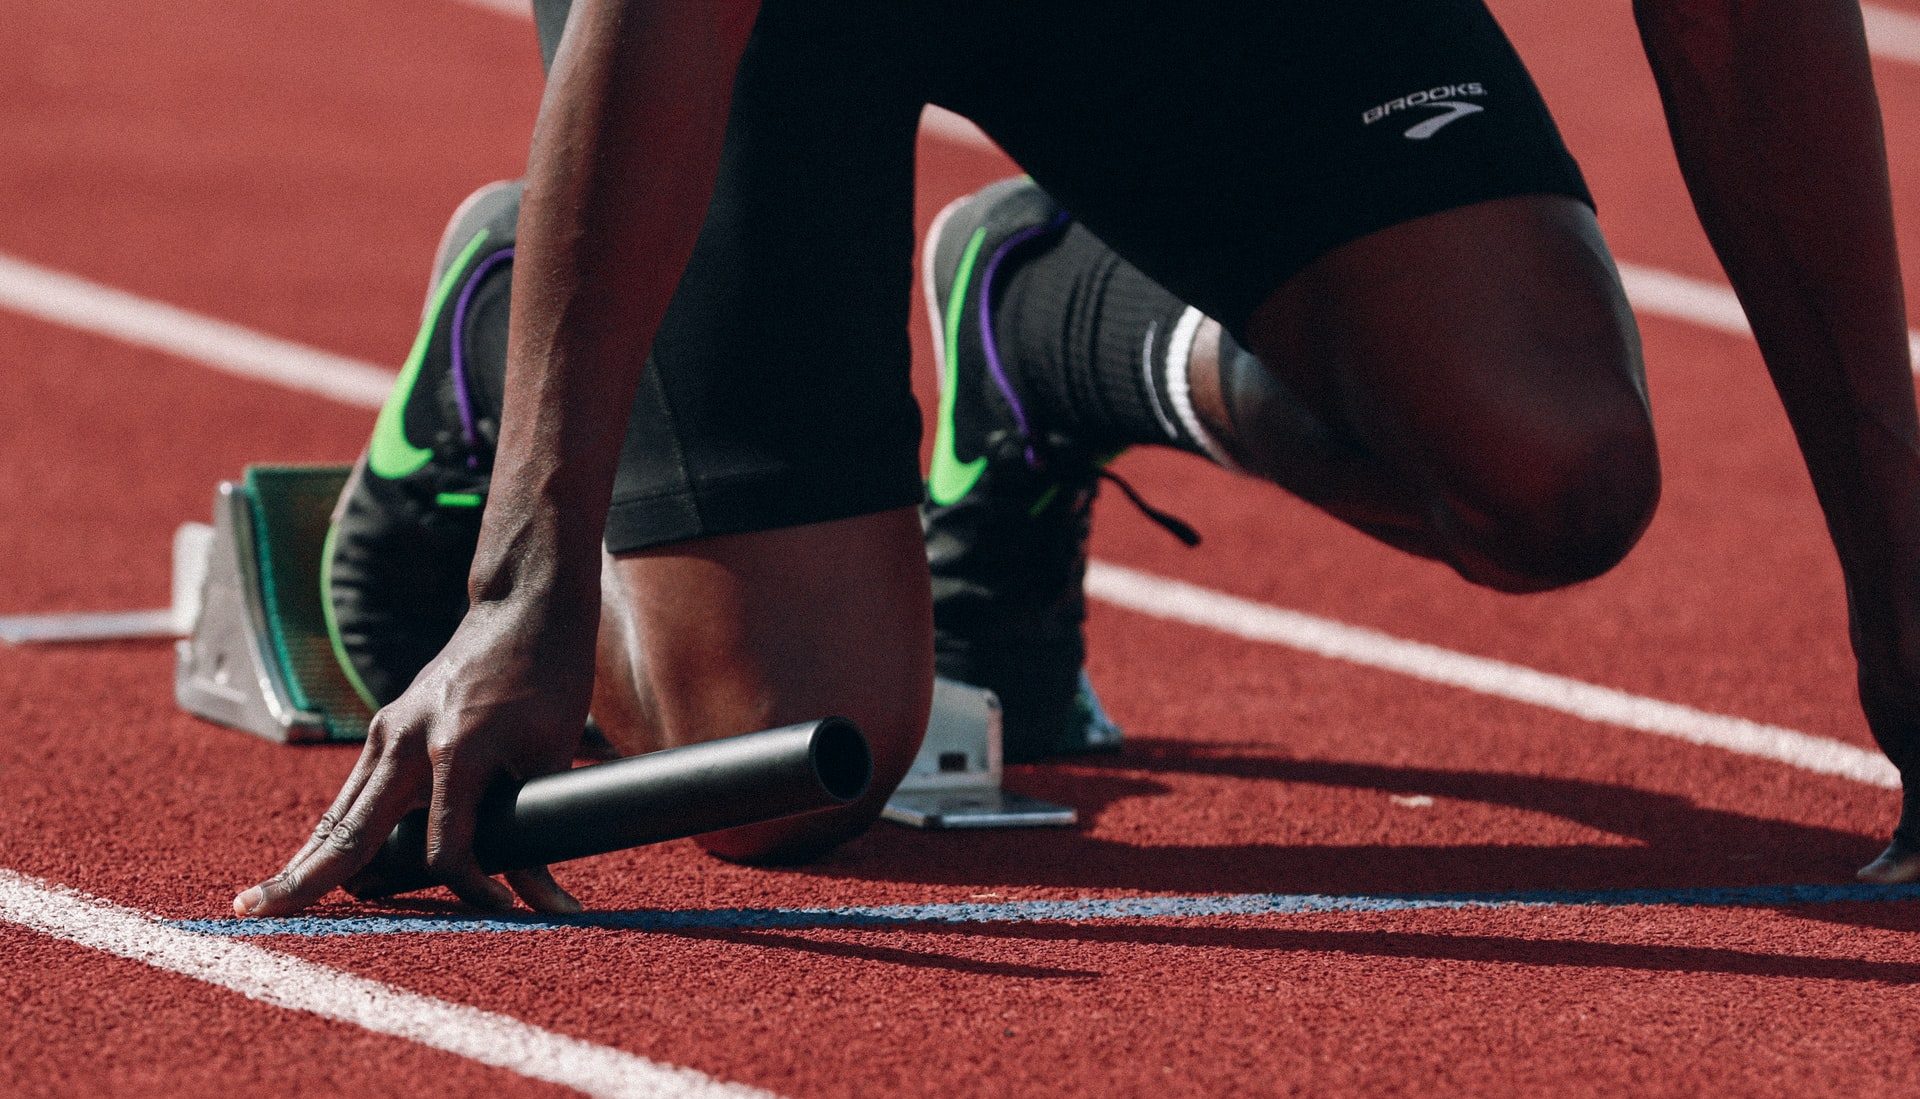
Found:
[170,882,1920,938]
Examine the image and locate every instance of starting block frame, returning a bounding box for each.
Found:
[880,679,1078,828]
[166,465,1076,828]
[174,471,373,743]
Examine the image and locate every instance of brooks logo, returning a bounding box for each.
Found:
[1363,83,1488,140]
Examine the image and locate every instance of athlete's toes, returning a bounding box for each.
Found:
[1856,841,1920,883]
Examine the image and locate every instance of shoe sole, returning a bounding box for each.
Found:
[920,193,970,422]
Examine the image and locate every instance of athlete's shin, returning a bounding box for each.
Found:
[590,508,933,863]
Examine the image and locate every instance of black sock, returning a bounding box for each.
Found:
[993,223,1225,463]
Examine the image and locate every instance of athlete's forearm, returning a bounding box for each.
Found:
[473,0,755,612]
[1636,0,1920,647]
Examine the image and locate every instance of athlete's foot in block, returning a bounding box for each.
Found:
[326,181,520,706]
[1851,659,1920,883]
[920,180,1117,761]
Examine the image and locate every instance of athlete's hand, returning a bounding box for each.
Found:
[232,598,593,916]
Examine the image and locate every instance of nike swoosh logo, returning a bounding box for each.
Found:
[367,229,493,480]
[1403,100,1485,141]
[927,226,991,507]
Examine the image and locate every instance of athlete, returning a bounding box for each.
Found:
[236,0,1920,918]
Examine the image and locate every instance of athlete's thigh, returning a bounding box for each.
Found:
[936,0,1595,341]
[1252,193,1650,516]
[938,0,1650,527]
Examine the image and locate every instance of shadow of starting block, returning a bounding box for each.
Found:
[173,465,1076,828]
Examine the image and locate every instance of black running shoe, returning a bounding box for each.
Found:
[921,178,1138,762]
[325,181,520,707]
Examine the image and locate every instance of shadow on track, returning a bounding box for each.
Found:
[673,927,1099,981]
[246,738,1908,980]
[801,737,1881,897]
[826,920,1920,984]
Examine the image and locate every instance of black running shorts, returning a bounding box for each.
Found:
[601,0,1593,553]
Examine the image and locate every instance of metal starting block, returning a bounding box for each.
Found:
[174,466,374,743]
[879,678,1077,828]
[171,464,1076,828]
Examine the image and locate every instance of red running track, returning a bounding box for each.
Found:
[5,0,1920,1094]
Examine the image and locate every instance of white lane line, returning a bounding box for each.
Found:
[0,869,776,1099]
[449,0,529,17]
[5,241,1915,419]
[0,250,1895,790]
[1087,563,1899,789]
[0,253,395,408]
[1,522,210,645]
[1616,263,1753,341]
[1618,262,1920,369]
[0,609,180,644]
[1866,3,1920,68]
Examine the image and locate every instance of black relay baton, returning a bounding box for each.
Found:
[345,717,872,900]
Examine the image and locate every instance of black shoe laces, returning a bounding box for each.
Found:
[1017,430,1202,549]
[1096,467,1201,547]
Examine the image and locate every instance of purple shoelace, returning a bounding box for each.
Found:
[975,211,1071,470]
[448,247,515,468]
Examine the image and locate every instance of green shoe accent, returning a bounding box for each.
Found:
[320,518,381,712]
[367,230,494,481]
[1028,484,1061,517]
[434,492,483,508]
[928,226,991,507]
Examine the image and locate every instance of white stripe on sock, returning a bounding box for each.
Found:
[1139,319,1184,442]
[1160,307,1240,470]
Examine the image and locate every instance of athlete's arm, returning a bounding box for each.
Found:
[234,0,758,916]
[1632,0,1920,876]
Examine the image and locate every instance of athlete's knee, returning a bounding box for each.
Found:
[698,803,881,866]
[1441,407,1660,593]
[694,695,928,865]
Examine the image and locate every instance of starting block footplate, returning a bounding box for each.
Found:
[173,464,1076,826]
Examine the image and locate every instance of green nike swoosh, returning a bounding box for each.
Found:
[367,230,494,481]
[928,226,990,507]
